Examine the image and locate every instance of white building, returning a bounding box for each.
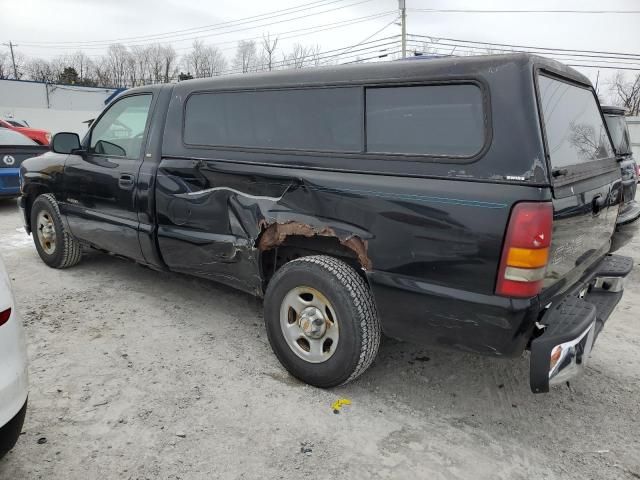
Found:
[0,79,120,136]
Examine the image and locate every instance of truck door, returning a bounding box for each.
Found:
[63,93,154,262]
[536,73,620,298]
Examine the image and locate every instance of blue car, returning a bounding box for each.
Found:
[0,129,48,198]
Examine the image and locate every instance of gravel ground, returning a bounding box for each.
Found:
[0,198,639,480]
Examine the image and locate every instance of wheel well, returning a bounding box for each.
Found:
[24,185,51,231]
[260,235,367,290]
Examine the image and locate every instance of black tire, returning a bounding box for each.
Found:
[264,255,381,388]
[30,193,82,269]
[0,399,27,459]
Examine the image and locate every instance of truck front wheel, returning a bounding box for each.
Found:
[264,255,381,388]
[30,194,82,269]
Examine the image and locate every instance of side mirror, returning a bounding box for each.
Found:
[51,132,82,154]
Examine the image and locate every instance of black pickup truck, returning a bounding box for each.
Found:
[19,54,633,392]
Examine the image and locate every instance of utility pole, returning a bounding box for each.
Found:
[399,0,407,58]
[2,41,19,79]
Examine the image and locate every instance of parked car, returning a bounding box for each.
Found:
[602,105,640,252]
[0,119,51,146]
[19,54,633,393]
[0,129,49,199]
[2,119,30,127]
[0,255,28,459]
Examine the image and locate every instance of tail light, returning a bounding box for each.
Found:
[0,308,11,327]
[496,202,553,298]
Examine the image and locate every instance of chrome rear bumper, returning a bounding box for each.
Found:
[530,255,632,393]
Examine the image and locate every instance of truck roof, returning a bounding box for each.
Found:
[129,53,592,94]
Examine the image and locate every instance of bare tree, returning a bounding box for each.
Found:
[610,71,640,116]
[0,52,10,79]
[105,43,130,88]
[283,43,312,69]
[93,57,113,88]
[233,40,257,73]
[307,44,322,66]
[200,45,227,77]
[67,51,93,84]
[148,44,165,83]
[126,45,148,86]
[25,58,56,83]
[49,56,67,82]
[261,33,278,71]
[184,40,227,78]
[126,48,140,87]
[184,40,206,78]
[161,44,178,83]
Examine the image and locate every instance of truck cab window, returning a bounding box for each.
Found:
[90,94,152,158]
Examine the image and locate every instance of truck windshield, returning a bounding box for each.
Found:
[538,74,614,168]
[604,114,632,156]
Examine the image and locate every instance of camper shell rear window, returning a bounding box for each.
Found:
[537,74,614,168]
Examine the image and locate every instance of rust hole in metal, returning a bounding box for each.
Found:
[257,221,372,270]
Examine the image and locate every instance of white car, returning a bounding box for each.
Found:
[0,255,27,458]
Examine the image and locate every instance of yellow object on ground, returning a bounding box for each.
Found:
[331,398,351,413]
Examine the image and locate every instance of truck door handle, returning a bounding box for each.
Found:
[118,174,135,190]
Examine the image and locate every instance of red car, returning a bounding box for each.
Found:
[0,119,51,146]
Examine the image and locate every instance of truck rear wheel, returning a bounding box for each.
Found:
[30,194,82,269]
[264,255,381,388]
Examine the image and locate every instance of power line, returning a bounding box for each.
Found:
[408,33,640,59]
[565,64,640,71]
[19,0,375,49]
[193,12,397,54]
[18,0,352,46]
[409,8,640,14]
[405,42,640,72]
[566,63,640,72]
[400,0,406,58]
[404,40,640,63]
[21,11,397,61]
[217,37,400,75]
[302,35,399,61]
[336,15,399,57]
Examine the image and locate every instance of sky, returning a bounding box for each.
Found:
[1,0,639,98]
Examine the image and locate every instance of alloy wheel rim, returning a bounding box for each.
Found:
[279,286,339,363]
